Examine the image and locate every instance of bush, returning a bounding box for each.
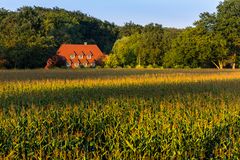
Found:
[135,65,144,69]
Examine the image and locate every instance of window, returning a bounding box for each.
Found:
[70,54,75,59]
[66,62,71,68]
[87,54,92,59]
[74,63,79,68]
[83,62,88,67]
[78,54,83,59]
[91,62,96,67]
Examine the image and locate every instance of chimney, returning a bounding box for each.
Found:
[84,42,88,45]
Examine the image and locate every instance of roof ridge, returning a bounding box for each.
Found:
[61,44,98,46]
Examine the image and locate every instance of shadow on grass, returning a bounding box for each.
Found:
[0,69,238,81]
[1,79,240,108]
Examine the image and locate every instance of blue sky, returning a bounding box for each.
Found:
[0,0,221,28]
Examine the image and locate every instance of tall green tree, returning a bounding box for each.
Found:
[164,0,240,69]
[140,23,164,66]
[119,21,143,38]
[110,24,180,68]
[163,28,201,68]
[215,0,240,68]
[111,34,141,67]
[194,0,240,69]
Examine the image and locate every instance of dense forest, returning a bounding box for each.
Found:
[0,0,240,69]
[0,6,118,68]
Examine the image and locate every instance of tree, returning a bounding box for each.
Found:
[0,6,118,68]
[165,0,240,69]
[215,0,240,68]
[111,34,140,67]
[163,26,229,69]
[203,34,228,69]
[119,21,143,38]
[110,23,170,68]
[162,28,183,55]
[139,23,164,66]
[105,54,119,68]
[163,28,201,68]
[193,0,240,69]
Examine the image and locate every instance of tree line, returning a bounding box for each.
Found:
[106,0,240,69]
[0,0,240,69]
[106,23,182,68]
[0,6,118,68]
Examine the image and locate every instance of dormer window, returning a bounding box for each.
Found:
[83,62,88,67]
[91,62,96,67]
[87,54,92,59]
[66,62,71,68]
[70,54,75,59]
[74,63,79,68]
[78,54,84,59]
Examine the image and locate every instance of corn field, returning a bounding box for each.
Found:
[0,69,240,159]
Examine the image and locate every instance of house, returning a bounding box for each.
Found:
[45,43,106,69]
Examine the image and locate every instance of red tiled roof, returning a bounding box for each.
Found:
[57,44,105,68]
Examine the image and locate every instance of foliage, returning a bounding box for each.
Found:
[105,54,120,68]
[111,34,141,67]
[118,21,143,38]
[163,27,228,69]
[216,0,240,53]
[141,23,164,66]
[163,28,198,68]
[1,0,240,69]
[0,6,118,68]
[110,24,178,67]
[165,0,240,69]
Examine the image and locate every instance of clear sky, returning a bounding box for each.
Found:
[0,0,222,28]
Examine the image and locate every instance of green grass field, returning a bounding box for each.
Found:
[0,69,240,159]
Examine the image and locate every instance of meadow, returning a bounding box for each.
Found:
[0,69,240,159]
